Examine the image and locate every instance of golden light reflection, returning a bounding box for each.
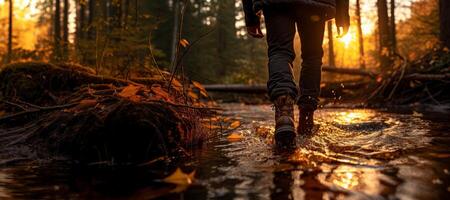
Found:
[335,110,373,125]
[317,165,383,195]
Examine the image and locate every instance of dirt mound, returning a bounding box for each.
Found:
[0,62,214,165]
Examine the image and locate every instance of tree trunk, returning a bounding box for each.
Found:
[123,0,130,28]
[327,21,336,67]
[54,0,62,60]
[77,0,86,41]
[88,0,96,39]
[377,0,391,70]
[440,0,450,48]
[389,0,397,53]
[134,0,138,25]
[356,0,365,69]
[110,0,122,28]
[216,0,237,77]
[7,0,13,63]
[171,0,180,65]
[63,0,69,59]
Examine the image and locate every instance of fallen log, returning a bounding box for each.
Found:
[204,81,369,94]
[404,73,450,80]
[322,66,377,78]
[204,84,267,93]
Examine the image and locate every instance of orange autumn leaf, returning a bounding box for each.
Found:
[75,99,98,109]
[222,117,231,122]
[203,123,221,130]
[229,121,241,129]
[119,85,141,98]
[188,91,198,100]
[163,168,195,185]
[171,79,183,92]
[179,39,190,47]
[227,132,243,141]
[192,81,208,97]
[210,117,220,122]
[151,85,171,100]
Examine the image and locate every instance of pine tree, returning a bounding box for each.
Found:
[377,0,391,69]
[54,0,62,60]
[440,0,450,47]
[7,0,13,63]
[356,0,365,69]
[327,21,336,67]
[63,0,69,59]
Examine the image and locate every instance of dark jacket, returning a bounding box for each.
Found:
[242,0,349,28]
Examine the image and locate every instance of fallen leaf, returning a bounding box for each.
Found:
[255,126,273,138]
[210,117,220,122]
[75,99,98,109]
[119,85,141,98]
[192,81,208,97]
[229,121,241,129]
[188,91,198,100]
[180,39,190,47]
[222,117,231,122]
[227,132,243,141]
[203,123,221,130]
[151,85,171,101]
[163,168,195,186]
[192,81,204,90]
[171,79,183,92]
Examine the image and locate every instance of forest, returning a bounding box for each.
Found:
[0,0,449,199]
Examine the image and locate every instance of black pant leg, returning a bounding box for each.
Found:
[264,5,298,101]
[296,10,326,110]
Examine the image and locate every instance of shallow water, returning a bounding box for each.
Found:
[0,104,450,199]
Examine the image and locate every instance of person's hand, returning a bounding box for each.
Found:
[336,24,349,37]
[247,24,264,38]
[336,0,350,37]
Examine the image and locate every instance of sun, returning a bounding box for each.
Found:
[339,33,353,48]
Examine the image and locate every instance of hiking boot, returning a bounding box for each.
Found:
[298,109,314,136]
[273,95,296,146]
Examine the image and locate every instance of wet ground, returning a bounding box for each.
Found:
[1,103,450,199]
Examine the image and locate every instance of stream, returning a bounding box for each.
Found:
[0,103,449,199]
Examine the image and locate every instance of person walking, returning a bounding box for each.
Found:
[242,0,350,146]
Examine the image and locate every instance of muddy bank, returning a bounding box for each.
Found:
[0,62,213,165]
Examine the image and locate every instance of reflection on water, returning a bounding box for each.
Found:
[0,103,449,199]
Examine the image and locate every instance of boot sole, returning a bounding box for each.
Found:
[275,125,296,146]
[275,125,296,135]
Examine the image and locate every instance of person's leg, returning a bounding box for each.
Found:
[296,9,325,111]
[264,5,297,146]
[296,8,326,135]
[264,5,298,101]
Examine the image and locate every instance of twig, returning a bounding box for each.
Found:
[168,28,216,90]
[2,100,27,111]
[424,86,441,105]
[404,73,450,80]
[0,102,80,123]
[147,31,167,82]
[144,100,221,112]
[387,53,408,100]
[12,99,42,109]
[168,0,188,89]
